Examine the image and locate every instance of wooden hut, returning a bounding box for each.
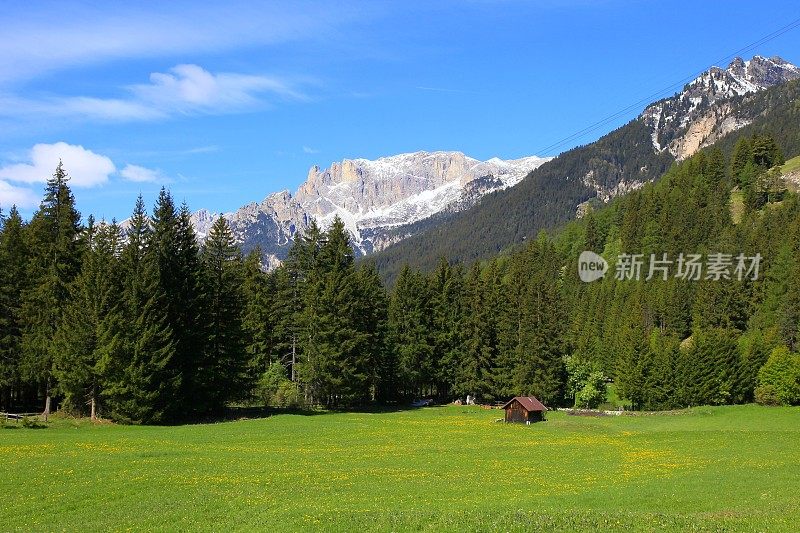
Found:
[501,396,547,424]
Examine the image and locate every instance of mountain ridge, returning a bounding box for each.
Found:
[370,55,800,282]
[189,151,550,268]
[644,55,800,159]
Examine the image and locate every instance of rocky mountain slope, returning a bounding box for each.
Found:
[371,55,800,282]
[644,55,800,160]
[192,152,549,268]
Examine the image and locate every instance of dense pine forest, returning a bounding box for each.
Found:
[1,128,799,423]
[559,135,800,409]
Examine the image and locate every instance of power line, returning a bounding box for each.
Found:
[533,16,800,156]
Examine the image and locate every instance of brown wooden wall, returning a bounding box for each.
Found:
[504,400,544,423]
[505,400,527,423]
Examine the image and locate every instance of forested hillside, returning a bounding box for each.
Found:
[558,137,799,409]
[371,79,800,284]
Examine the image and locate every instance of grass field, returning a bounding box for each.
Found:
[3,405,800,532]
[781,155,800,193]
[780,154,800,175]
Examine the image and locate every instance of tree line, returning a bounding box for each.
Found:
[0,164,254,423]
[2,130,799,423]
[0,163,567,421]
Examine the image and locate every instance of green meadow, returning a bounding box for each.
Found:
[3,405,799,532]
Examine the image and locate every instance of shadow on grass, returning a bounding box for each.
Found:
[66,402,447,427]
[204,402,437,424]
[1,421,48,429]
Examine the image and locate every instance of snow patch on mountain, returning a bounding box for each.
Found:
[642,55,800,159]
[189,151,550,268]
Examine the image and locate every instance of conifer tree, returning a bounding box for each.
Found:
[354,261,388,401]
[53,219,123,418]
[483,259,511,399]
[201,217,249,409]
[268,265,297,380]
[175,202,208,415]
[456,262,496,402]
[685,328,741,405]
[299,217,370,406]
[737,330,773,403]
[0,206,28,410]
[751,134,784,169]
[614,295,648,410]
[511,240,567,405]
[642,331,680,410]
[141,191,207,419]
[428,258,464,400]
[730,137,752,185]
[583,211,603,253]
[388,265,433,399]
[105,195,177,424]
[241,248,274,384]
[19,162,83,416]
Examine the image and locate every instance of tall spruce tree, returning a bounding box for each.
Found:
[19,162,83,416]
[300,217,370,407]
[0,206,28,410]
[388,265,433,399]
[175,202,208,416]
[456,262,497,402]
[511,239,567,406]
[268,265,298,380]
[201,217,249,410]
[241,248,274,385]
[286,219,324,392]
[144,191,207,420]
[731,137,752,186]
[354,261,388,402]
[53,219,123,418]
[106,195,177,424]
[428,258,464,400]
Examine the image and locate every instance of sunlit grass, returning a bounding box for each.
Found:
[780,154,800,174]
[2,405,799,531]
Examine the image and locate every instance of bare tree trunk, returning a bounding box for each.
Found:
[290,334,296,382]
[43,379,51,422]
[90,389,97,421]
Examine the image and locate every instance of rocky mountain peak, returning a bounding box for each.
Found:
[189,150,550,269]
[727,57,747,77]
[642,55,799,159]
[744,55,800,86]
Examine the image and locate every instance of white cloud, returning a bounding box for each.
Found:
[0,95,165,122]
[0,142,178,193]
[120,164,169,183]
[0,142,116,187]
[132,64,301,114]
[0,65,304,122]
[303,146,319,154]
[0,180,38,209]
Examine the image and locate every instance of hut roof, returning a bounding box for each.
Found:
[501,396,547,412]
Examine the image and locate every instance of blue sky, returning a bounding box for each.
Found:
[1,0,799,221]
